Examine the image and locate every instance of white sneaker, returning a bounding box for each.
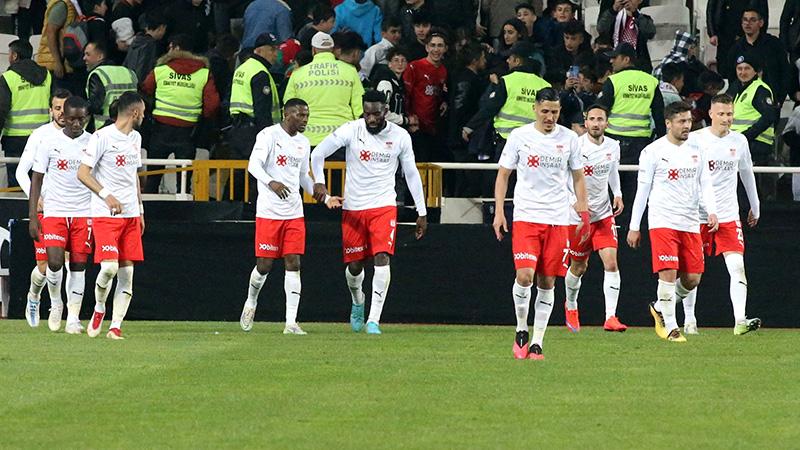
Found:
[65,321,84,335]
[283,323,307,335]
[48,300,63,331]
[25,297,40,327]
[684,322,699,335]
[240,302,256,332]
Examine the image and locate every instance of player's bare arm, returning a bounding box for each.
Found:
[78,163,123,216]
[28,171,44,240]
[137,175,145,235]
[571,168,590,245]
[493,167,512,240]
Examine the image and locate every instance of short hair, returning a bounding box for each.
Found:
[169,33,194,52]
[363,89,386,104]
[333,31,366,52]
[660,63,683,83]
[143,11,167,30]
[412,11,433,25]
[425,27,448,45]
[9,39,32,60]
[52,88,72,102]
[742,8,763,20]
[699,70,724,89]
[115,91,144,115]
[664,101,693,120]
[535,87,560,103]
[593,34,613,47]
[81,0,106,9]
[515,3,535,14]
[381,16,401,32]
[710,93,734,105]
[295,49,313,67]
[460,42,485,66]
[284,98,308,110]
[386,46,408,61]
[311,3,335,23]
[562,20,585,36]
[64,95,89,113]
[551,0,575,12]
[585,103,609,117]
[87,40,107,56]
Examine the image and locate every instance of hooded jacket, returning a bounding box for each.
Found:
[142,50,221,127]
[0,59,51,132]
[332,0,382,47]
[124,33,161,84]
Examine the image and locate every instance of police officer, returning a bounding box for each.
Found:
[597,42,665,211]
[0,39,52,187]
[730,53,777,197]
[141,33,221,194]
[84,40,138,132]
[462,41,551,160]
[284,32,364,146]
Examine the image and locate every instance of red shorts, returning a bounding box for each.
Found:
[34,213,46,261]
[511,222,569,277]
[701,221,744,256]
[341,206,397,263]
[255,217,306,258]
[92,217,144,263]
[649,228,704,274]
[568,216,618,260]
[41,217,93,256]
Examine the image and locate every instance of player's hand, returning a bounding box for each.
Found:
[747,210,758,228]
[269,181,291,199]
[612,196,624,216]
[37,197,44,213]
[709,35,718,46]
[140,214,146,235]
[415,215,427,240]
[707,213,719,233]
[313,183,328,203]
[627,230,641,249]
[325,196,343,209]
[29,215,41,241]
[105,195,123,216]
[493,213,508,241]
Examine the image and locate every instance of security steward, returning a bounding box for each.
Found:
[83,40,138,131]
[730,53,777,197]
[462,41,551,160]
[0,39,52,187]
[227,32,282,200]
[284,31,364,146]
[596,42,665,212]
[141,33,220,194]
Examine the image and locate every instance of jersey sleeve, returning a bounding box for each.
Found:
[398,131,427,216]
[737,135,760,219]
[497,131,520,170]
[31,141,49,174]
[636,146,655,184]
[567,133,582,170]
[310,122,354,184]
[81,133,102,168]
[134,132,143,168]
[247,132,274,186]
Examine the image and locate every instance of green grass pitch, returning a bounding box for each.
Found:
[1,321,798,449]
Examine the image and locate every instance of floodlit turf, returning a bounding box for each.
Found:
[1,321,798,449]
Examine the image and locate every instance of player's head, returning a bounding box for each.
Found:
[62,96,89,139]
[362,90,388,134]
[584,104,608,139]
[50,89,71,128]
[664,101,693,142]
[282,98,309,134]
[709,93,734,131]
[534,87,561,132]
[115,91,146,128]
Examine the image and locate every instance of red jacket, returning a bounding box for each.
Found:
[142,50,220,128]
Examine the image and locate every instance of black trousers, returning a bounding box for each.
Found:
[225,122,260,201]
[2,135,30,188]
[144,122,196,194]
[750,140,776,200]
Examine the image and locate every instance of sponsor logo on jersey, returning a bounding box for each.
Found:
[258,243,279,251]
[43,233,66,242]
[513,252,537,261]
[36,247,46,254]
[667,167,697,181]
[55,158,81,171]
[345,245,366,254]
[276,154,303,167]
[359,150,391,163]
[569,249,589,258]
[708,160,737,171]
[114,153,140,168]
[583,165,594,176]
[658,254,679,262]
[101,245,118,253]
[526,154,562,169]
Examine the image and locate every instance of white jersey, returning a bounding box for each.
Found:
[81,125,142,218]
[568,134,621,224]
[310,119,427,215]
[498,123,582,225]
[32,129,92,217]
[249,124,312,220]
[17,122,61,198]
[693,128,760,223]
[633,135,716,233]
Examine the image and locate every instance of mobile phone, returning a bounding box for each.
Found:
[567,65,580,79]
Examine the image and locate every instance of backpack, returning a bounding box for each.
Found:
[62,15,101,69]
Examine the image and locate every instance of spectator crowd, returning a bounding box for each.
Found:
[1,0,800,200]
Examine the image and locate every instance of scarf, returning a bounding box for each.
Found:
[613,9,637,49]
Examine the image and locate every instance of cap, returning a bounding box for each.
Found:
[735,52,762,72]
[604,42,637,59]
[508,41,536,59]
[112,18,135,46]
[254,32,279,48]
[311,31,334,49]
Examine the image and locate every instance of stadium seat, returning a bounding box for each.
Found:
[0,226,10,319]
[647,39,674,70]
[641,5,691,42]
[584,5,600,38]
[0,33,18,72]
[29,34,41,59]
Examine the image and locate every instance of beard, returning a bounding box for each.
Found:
[366,119,386,134]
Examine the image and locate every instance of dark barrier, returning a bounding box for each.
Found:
[6,215,799,327]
